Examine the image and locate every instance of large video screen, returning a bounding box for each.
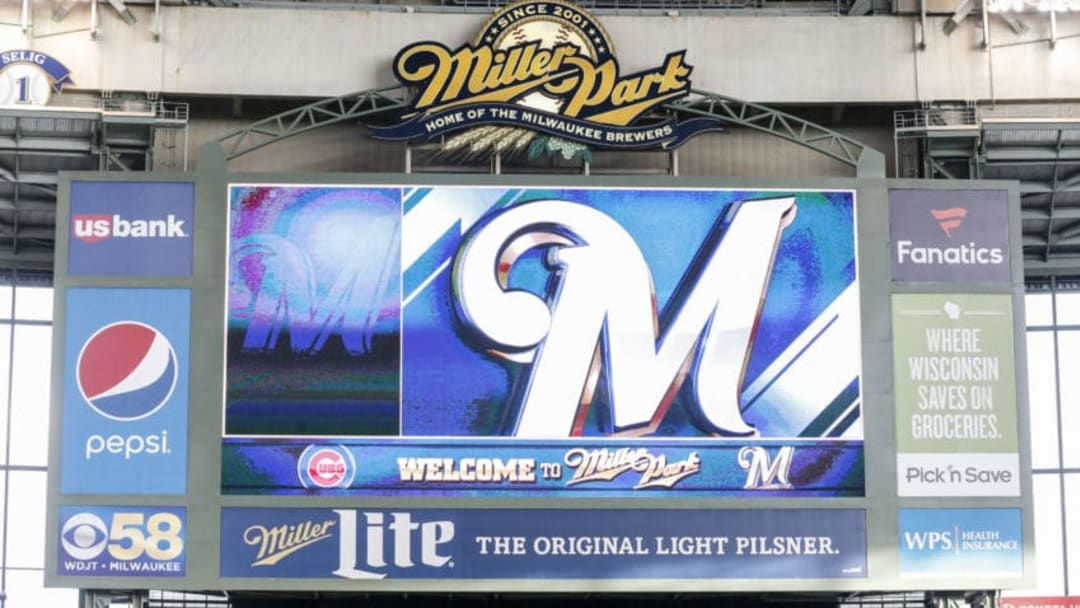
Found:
[222,185,863,498]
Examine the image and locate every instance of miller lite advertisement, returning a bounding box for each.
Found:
[220,507,867,580]
[222,185,863,497]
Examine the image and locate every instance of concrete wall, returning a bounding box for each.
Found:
[1,5,1078,104]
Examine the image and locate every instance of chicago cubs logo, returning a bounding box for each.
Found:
[298,445,356,489]
[76,321,178,421]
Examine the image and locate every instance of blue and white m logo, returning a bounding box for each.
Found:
[451,197,798,438]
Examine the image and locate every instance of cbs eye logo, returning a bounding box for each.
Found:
[61,511,184,561]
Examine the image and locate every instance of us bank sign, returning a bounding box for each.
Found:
[222,185,864,498]
[369,0,721,156]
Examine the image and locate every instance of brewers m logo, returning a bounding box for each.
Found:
[371,0,721,155]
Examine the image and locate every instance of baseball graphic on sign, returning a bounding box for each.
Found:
[0,63,52,105]
[494,18,597,114]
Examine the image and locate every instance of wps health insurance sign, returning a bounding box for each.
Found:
[222,185,863,498]
[899,508,1022,577]
[60,288,190,495]
[221,508,866,580]
[892,293,1019,497]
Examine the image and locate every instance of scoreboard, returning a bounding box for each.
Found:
[45,162,1033,592]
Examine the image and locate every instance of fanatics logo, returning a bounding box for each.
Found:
[930,207,967,238]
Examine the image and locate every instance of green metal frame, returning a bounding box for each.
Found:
[216,86,886,177]
[217,86,411,161]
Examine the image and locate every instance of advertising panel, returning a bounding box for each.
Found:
[1001,598,1080,608]
[57,506,186,577]
[369,0,719,156]
[889,189,1011,283]
[222,185,862,497]
[59,288,190,494]
[898,508,1022,577]
[892,293,1019,497]
[67,181,194,276]
[220,507,866,580]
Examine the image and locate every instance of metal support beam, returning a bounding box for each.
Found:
[1044,128,1064,260]
[52,0,76,22]
[90,0,99,39]
[1024,255,1080,276]
[107,0,136,25]
[1050,8,1057,49]
[944,0,973,35]
[216,86,886,178]
[984,148,1080,162]
[217,86,411,160]
[1021,171,1080,194]
[981,0,990,48]
[1023,207,1080,221]
[666,90,885,176]
[21,0,31,33]
[919,0,929,49]
[999,13,1028,34]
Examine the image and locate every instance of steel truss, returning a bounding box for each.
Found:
[216,86,885,178]
[217,87,411,161]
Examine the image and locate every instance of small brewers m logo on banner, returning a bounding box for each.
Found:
[371,0,720,156]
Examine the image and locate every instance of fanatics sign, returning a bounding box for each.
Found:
[889,189,1011,283]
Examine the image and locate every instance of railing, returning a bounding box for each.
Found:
[155,101,191,123]
[895,103,1080,134]
[978,102,1080,120]
[63,96,189,124]
[893,106,977,131]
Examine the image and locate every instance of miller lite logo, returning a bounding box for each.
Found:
[236,510,455,579]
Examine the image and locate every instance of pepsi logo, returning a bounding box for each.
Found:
[297,445,356,489]
[77,321,178,421]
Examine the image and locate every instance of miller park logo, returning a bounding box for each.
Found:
[370,0,719,157]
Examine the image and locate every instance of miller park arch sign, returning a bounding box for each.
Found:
[214,0,886,177]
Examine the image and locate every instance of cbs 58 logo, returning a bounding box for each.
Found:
[61,509,184,561]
